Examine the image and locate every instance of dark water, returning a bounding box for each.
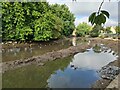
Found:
[2,44,118,88]
[2,39,71,62]
[2,38,86,62]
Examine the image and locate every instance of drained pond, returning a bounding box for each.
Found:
[2,44,118,88]
[2,39,71,62]
[2,38,86,62]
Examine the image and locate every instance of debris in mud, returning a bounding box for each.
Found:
[37,63,45,66]
[97,66,120,80]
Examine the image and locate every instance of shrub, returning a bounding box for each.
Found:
[76,22,91,37]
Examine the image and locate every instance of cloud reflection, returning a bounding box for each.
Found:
[70,49,117,70]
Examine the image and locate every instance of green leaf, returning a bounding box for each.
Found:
[93,13,106,25]
[100,13,106,24]
[101,10,110,18]
[94,15,102,25]
[88,12,96,24]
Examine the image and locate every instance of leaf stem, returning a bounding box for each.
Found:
[97,0,105,15]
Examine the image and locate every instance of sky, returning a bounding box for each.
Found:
[47,0,119,27]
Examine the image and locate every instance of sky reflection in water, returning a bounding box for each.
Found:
[47,47,117,88]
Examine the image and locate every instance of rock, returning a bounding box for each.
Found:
[98,66,120,80]
[8,41,12,44]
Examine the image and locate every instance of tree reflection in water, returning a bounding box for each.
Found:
[72,37,76,46]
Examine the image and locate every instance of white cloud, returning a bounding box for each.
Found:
[47,0,118,26]
[75,17,118,27]
[70,51,116,70]
[105,19,118,26]
[74,17,89,26]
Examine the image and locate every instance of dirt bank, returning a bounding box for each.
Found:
[2,38,70,50]
[106,74,120,89]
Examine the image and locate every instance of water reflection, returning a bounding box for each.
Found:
[70,48,117,70]
[2,38,88,62]
[2,40,71,62]
[47,47,117,88]
[72,37,76,46]
[3,45,117,88]
[47,67,100,88]
[92,44,102,53]
[3,56,72,88]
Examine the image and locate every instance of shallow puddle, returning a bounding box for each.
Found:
[47,45,118,88]
[2,44,118,88]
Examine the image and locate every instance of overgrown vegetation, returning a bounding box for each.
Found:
[115,26,120,34]
[2,2,75,41]
[1,1,119,42]
[90,25,102,37]
[76,22,91,37]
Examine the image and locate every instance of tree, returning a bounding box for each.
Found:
[2,2,75,41]
[33,12,63,41]
[2,2,24,41]
[50,4,75,36]
[76,22,91,37]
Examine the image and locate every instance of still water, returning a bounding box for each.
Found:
[2,44,118,88]
[2,39,71,62]
[2,38,86,62]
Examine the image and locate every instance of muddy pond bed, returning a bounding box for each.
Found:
[2,37,88,62]
[2,39,71,62]
[2,43,118,88]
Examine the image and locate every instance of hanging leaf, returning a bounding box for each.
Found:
[101,10,110,18]
[100,13,106,24]
[88,12,96,25]
[94,13,106,25]
[94,15,101,25]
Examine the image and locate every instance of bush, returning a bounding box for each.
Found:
[33,12,63,41]
[76,22,91,37]
[2,2,75,41]
[90,32,99,37]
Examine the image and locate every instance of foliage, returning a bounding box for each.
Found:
[93,44,101,53]
[33,12,63,41]
[89,10,109,26]
[88,0,110,26]
[115,26,120,34]
[2,2,25,41]
[17,26,33,41]
[2,2,75,41]
[90,25,102,37]
[76,22,91,37]
[105,26,112,34]
[88,0,111,37]
[51,4,75,36]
